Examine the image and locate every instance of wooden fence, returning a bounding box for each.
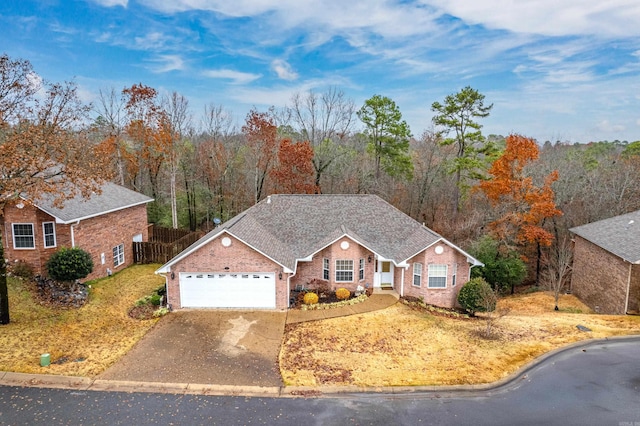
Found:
[133,226,204,264]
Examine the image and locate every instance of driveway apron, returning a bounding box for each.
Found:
[98,311,286,387]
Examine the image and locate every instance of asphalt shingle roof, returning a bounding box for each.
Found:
[219,194,443,271]
[570,210,640,264]
[34,182,153,223]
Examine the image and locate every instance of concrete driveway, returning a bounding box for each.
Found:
[98,310,286,387]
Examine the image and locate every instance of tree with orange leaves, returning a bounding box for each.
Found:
[478,134,562,249]
[0,54,106,324]
[271,139,318,194]
[242,108,279,203]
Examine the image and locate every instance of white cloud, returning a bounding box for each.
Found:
[596,120,626,133]
[92,0,128,7]
[425,0,640,37]
[202,69,261,84]
[148,55,185,73]
[271,59,298,81]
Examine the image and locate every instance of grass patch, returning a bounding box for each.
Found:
[0,264,164,377]
[279,291,640,387]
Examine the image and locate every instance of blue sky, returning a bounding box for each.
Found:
[3,0,640,142]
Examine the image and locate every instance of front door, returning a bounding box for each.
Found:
[374,261,394,288]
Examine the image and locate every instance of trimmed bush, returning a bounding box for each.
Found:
[303,292,319,305]
[335,288,351,300]
[46,247,94,282]
[457,277,496,316]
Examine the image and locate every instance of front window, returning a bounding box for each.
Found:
[43,222,56,248]
[323,258,329,280]
[335,259,353,282]
[428,264,447,288]
[12,224,35,249]
[452,263,458,287]
[413,262,422,287]
[359,258,365,281]
[113,243,125,267]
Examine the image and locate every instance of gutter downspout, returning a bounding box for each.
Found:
[624,263,632,314]
[70,220,80,248]
[400,265,408,297]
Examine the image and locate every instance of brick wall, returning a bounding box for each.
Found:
[1,202,149,281]
[166,233,289,309]
[571,236,629,314]
[402,243,471,309]
[292,238,374,292]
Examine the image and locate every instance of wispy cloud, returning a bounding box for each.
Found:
[148,54,185,73]
[271,60,298,81]
[202,69,261,84]
[91,0,128,7]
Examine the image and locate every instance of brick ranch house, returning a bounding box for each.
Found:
[1,182,153,281]
[570,210,640,315]
[156,194,482,310]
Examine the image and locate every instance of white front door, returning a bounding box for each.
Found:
[374,261,394,288]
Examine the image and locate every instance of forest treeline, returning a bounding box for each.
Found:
[3,53,640,291]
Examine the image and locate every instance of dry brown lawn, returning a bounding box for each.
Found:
[0,264,164,377]
[279,292,640,387]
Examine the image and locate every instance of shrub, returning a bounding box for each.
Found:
[458,277,496,316]
[149,294,162,306]
[46,247,94,282]
[303,292,319,305]
[335,288,351,300]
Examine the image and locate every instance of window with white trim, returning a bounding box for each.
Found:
[452,263,458,287]
[113,243,125,267]
[428,264,447,288]
[43,222,56,248]
[359,258,365,281]
[413,262,422,287]
[12,224,35,249]
[335,259,353,282]
[323,258,329,280]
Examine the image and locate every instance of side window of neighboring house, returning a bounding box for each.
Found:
[413,262,422,287]
[323,258,330,280]
[359,258,365,281]
[12,223,35,249]
[43,222,56,248]
[428,264,447,288]
[113,243,125,267]
[335,259,354,282]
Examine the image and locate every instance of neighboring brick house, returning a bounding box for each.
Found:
[1,182,153,281]
[570,211,640,315]
[157,194,482,310]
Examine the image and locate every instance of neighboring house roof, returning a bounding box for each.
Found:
[157,194,481,273]
[570,210,640,264]
[28,182,153,224]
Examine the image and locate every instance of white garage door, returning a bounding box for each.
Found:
[180,272,276,308]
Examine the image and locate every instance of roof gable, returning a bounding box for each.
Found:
[570,210,640,264]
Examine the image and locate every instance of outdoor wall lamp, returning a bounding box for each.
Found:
[368,255,372,263]
[279,272,283,280]
[170,272,175,280]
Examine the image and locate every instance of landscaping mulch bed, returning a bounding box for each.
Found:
[400,296,473,320]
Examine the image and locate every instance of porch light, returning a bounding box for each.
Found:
[279,272,283,280]
[368,255,372,263]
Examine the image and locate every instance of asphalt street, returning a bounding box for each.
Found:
[0,337,638,426]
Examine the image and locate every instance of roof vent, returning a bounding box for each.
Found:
[267,196,271,204]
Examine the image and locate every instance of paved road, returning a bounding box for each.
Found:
[0,338,639,425]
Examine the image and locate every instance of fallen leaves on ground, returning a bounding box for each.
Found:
[0,264,164,377]
[279,292,640,387]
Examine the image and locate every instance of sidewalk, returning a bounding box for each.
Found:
[285,290,399,324]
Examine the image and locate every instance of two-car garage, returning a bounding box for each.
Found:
[179,272,276,309]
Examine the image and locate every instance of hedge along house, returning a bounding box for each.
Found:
[156,194,482,310]
[0,182,153,281]
[570,210,640,315]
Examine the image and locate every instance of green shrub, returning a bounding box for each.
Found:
[335,288,351,300]
[303,292,319,305]
[457,277,496,316]
[46,247,94,282]
[150,294,162,306]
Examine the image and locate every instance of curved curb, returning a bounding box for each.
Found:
[1,334,639,398]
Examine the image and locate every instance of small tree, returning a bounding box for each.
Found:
[46,247,94,282]
[542,235,573,311]
[457,277,495,316]
[470,235,527,293]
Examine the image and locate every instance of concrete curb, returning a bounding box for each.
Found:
[2,334,639,398]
